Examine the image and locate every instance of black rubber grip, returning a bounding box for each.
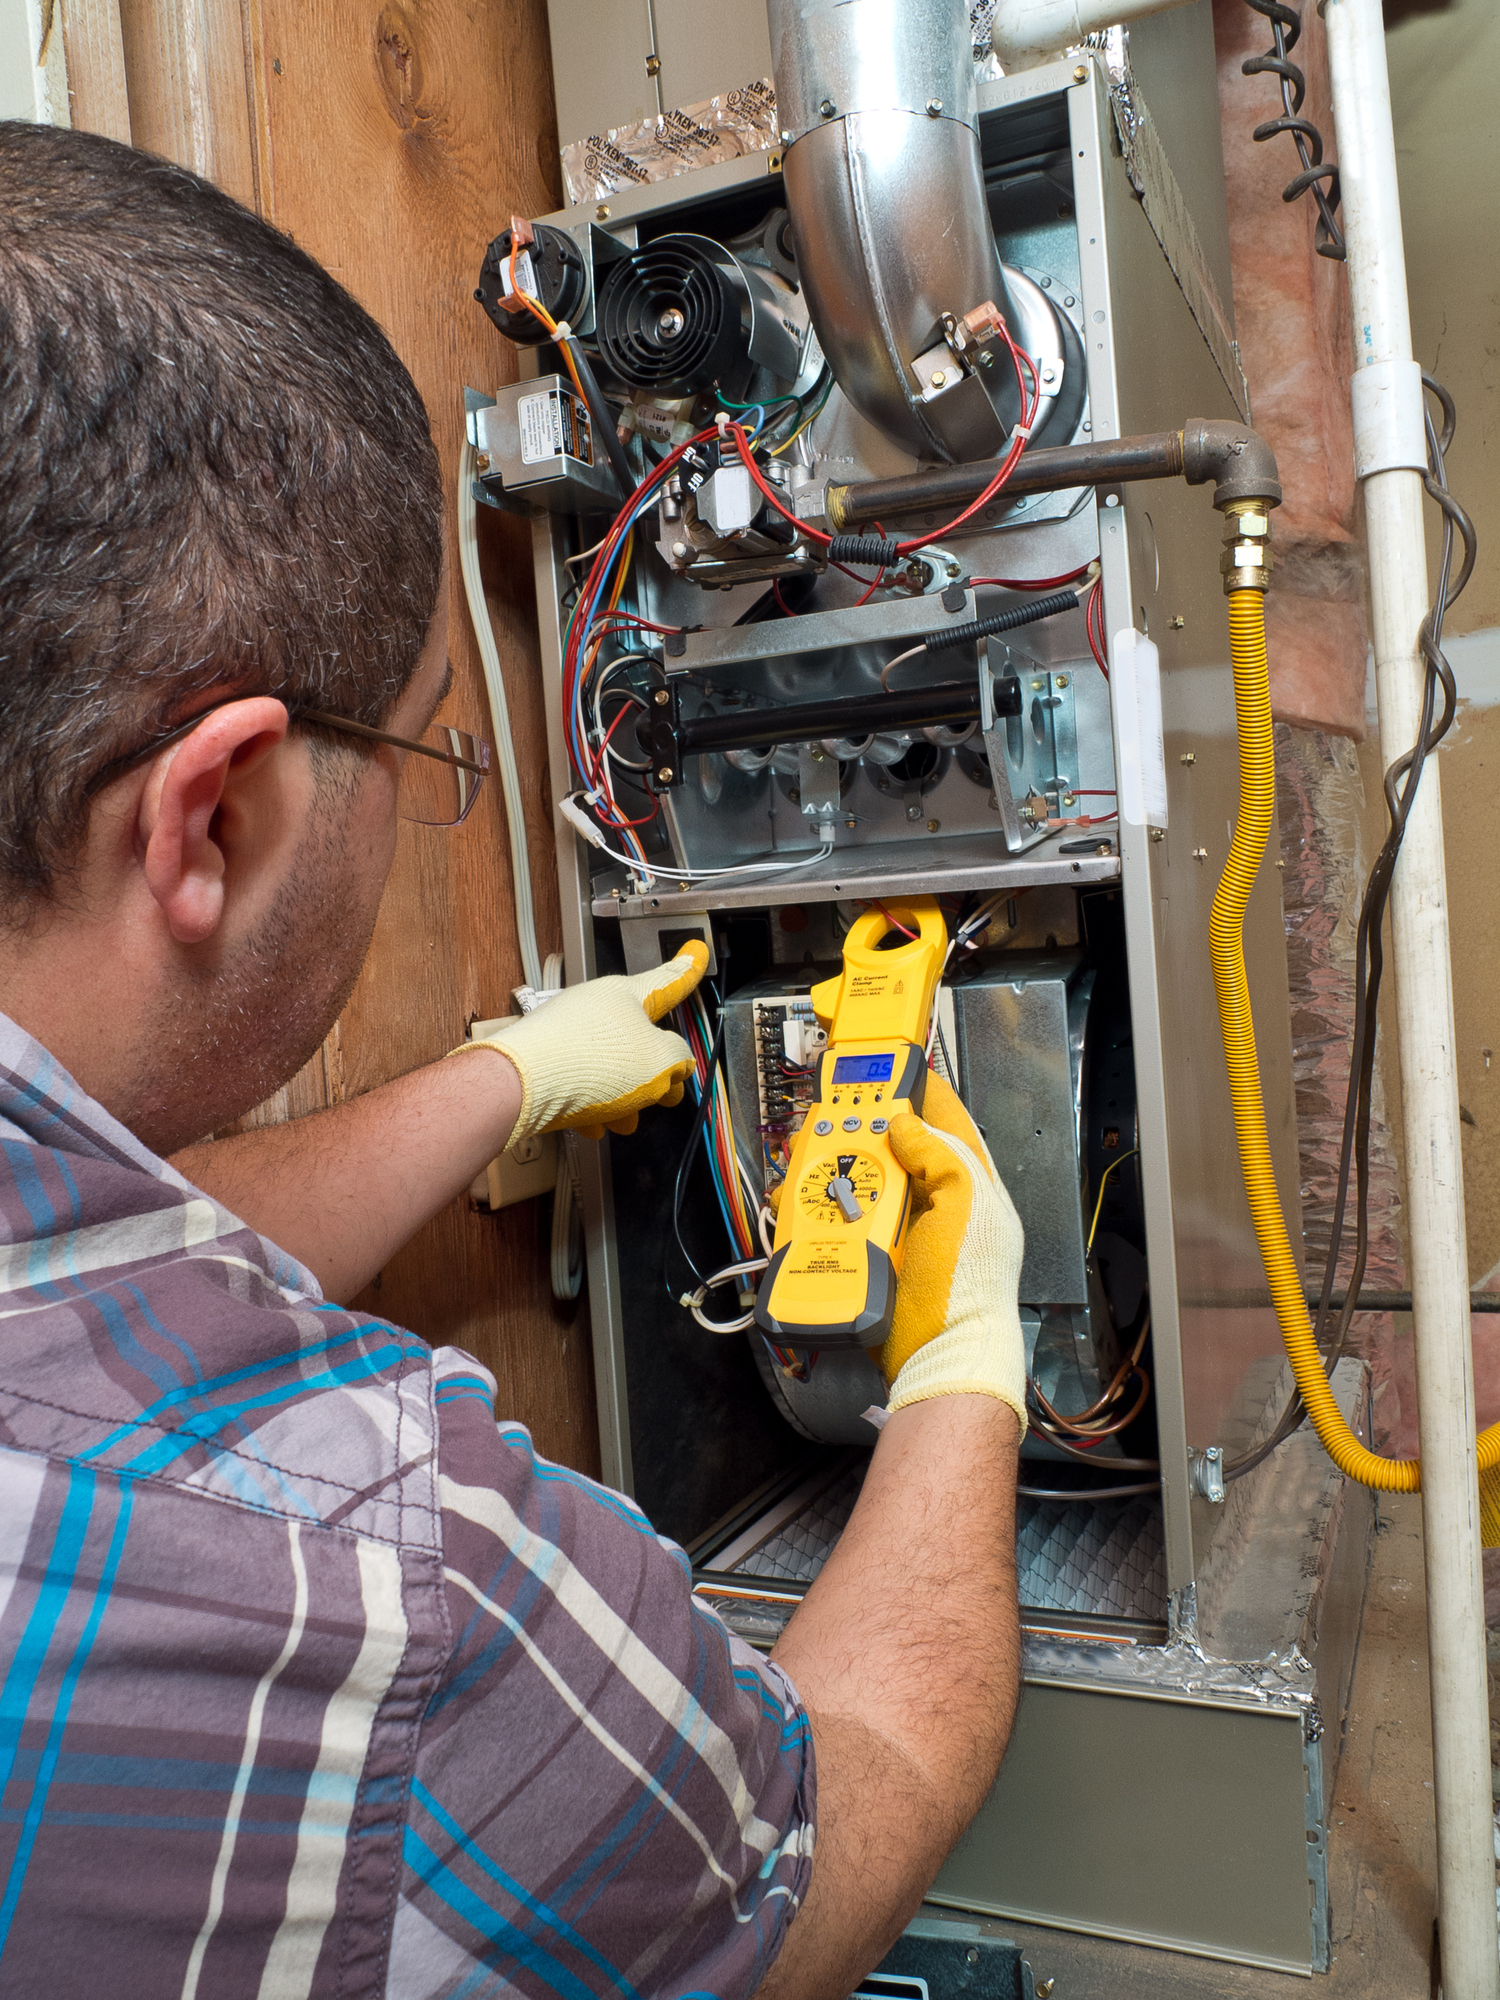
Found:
[924,587,1082,654]
[827,534,904,567]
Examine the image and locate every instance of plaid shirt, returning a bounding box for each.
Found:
[0,1013,814,1997]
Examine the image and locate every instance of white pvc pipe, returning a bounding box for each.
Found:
[990,0,1190,72]
[1324,5,1498,1994]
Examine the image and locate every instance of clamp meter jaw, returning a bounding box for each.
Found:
[754,898,946,1352]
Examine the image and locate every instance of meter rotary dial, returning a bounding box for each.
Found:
[797,1151,884,1225]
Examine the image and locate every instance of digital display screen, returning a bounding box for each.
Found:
[832,1053,895,1083]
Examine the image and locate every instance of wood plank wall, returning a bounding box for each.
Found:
[65,0,599,1476]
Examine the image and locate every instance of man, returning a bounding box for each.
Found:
[0,122,1027,1997]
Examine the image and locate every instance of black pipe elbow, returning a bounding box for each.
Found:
[1181,419,1282,511]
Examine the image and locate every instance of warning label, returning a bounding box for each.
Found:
[517,388,594,468]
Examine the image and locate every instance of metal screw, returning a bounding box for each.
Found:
[845,816,857,829]
[927,817,940,833]
[1072,62,1088,81]
[779,127,793,144]
[1149,826,1165,842]
[596,205,611,221]
[1170,614,1185,629]
[818,97,836,118]
[930,370,948,389]
[644,51,660,75]
[1031,678,1046,691]
[1055,673,1070,688]
[966,1949,982,1968]
[1037,1981,1056,1998]
[677,879,692,891]
[671,541,690,559]
[906,805,921,821]
[1041,366,1057,384]
[653,688,670,705]
[656,766,674,783]
[925,97,943,116]
[1193,846,1207,862]
[474,452,491,474]
[1181,750,1196,765]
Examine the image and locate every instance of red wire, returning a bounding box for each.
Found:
[968,567,1091,591]
[1086,579,1109,679]
[861,898,916,940]
[855,569,886,606]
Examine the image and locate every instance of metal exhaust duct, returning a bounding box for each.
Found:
[767,0,1025,463]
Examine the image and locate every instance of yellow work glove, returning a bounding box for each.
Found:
[448,943,708,1141]
[879,1072,1028,1437]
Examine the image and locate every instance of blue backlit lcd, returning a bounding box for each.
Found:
[832,1053,896,1083]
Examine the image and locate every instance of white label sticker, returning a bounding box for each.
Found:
[509,246,536,298]
[518,389,563,466]
[1111,627,1167,829]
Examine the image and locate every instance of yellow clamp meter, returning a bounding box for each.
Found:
[754,896,946,1351]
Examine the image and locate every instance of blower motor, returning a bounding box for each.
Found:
[593,232,806,399]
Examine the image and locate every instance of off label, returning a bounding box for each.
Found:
[517,388,594,467]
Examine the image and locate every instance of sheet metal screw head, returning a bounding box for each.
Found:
[474,453,491,474]
[779,127,793,144]
[653,688,670,705]
[819,97,836,118]
[1180,750,1196,764]
[925,97,943,116]
[1038,1982,1056,1998]
[1055,673,1070,688]
[926,817,940,833]
[596,205,611,221]
[1193,846,1208,862]
[1072,63,1088,81]
[966,1948,982,1967]
[656,766,674,783]
[906,804,921,821]
[644,52,661,75]
[1149,826,1165,842]
[1170,614,1185,628]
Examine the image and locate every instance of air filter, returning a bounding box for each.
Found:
[594,234,753,396]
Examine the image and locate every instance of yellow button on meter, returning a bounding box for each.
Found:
[754,895,946,1351]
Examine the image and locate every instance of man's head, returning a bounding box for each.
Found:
[0,122,446,1150]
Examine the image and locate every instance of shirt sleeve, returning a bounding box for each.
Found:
[389,1348,815,2000]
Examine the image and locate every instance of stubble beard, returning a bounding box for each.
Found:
[128,802,382,1155]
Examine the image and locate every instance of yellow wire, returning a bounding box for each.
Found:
[1086,1148,1139,1257]
[508,237,587,402]
[769,406,818,457]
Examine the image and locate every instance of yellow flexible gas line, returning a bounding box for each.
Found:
[1211,586,1500,1504]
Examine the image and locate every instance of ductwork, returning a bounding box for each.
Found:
[768,0,1082,465]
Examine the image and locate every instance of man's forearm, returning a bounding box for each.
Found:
[760,1395,1020,1998]
[170,1047,522,1301]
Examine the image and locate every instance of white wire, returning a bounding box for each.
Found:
[584,825,837,886]
[458,437,543,991]
[542,950,584,1302]
[684,1254,770,1333]
[880,643,924,691]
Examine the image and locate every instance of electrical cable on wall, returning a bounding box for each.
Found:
[1241,0,1345,260]
[458,438,543,994]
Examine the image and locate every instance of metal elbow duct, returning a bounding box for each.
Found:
[768,0,1028,464]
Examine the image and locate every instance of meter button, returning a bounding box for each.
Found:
[870,1117,889,1134]
[813,1118,834,1136]
[841,1115,862,1132]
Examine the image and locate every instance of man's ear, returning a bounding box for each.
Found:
[139,699,289,944]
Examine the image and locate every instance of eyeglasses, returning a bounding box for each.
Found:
[85,700,492,829]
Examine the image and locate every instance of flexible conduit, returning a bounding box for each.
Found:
[1213,587,1500,1494]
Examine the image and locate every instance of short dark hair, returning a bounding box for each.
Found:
[0,120,444,914]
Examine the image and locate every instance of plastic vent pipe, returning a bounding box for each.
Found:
[1323,2,1498,1992]
[989,0,1190,71]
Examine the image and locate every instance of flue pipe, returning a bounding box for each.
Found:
[766,0,1017,463]
[1323,3,1497,1993]
[990,0,1192,71]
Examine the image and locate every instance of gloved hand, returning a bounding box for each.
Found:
[448,943,708,1142]
[878,1072,1028,1437]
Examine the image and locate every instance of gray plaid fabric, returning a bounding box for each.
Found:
[0,1012,814,1997]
